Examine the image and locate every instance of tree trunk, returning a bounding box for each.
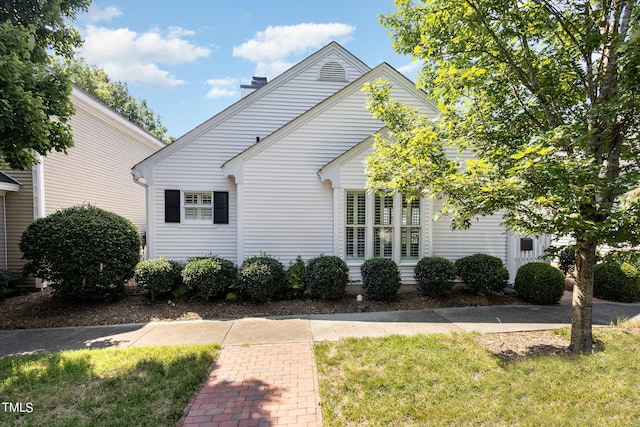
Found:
[570,240,597,352]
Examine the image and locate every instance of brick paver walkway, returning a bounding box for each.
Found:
[179,342,322,427]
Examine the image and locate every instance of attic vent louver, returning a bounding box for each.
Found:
[318,61,347,82]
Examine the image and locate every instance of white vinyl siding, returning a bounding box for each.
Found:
[146,45,370,263]
[431,199,508,262]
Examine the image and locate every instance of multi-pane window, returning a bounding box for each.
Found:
[184,192,213,222]
[374,194,394,257]
[346,192,366,258]
[345,191,423,261]
[401,195,421,259]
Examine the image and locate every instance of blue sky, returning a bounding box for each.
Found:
[73,1,421,139]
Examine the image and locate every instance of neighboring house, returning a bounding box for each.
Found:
[2,85,165,285]
[132,42,546,283]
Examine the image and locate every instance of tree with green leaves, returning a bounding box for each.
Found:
[53,60,172,142]
[366,0,639,352]
[0,0,92,169]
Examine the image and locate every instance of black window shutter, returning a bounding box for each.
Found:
[165,190,180,223]
[214,191,229,224]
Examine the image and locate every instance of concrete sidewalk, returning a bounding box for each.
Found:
[2,300,640,427]
[2,300,640,357]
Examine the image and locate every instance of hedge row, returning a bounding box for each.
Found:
[134,253,516,303]
[134,254,351,303]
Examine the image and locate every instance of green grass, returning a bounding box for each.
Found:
[0,344,219,427]
[315,325,640,426]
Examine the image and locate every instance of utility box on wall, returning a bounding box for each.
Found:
[520,238,534,252]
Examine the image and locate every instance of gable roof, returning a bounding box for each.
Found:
[221,62,438,174]
[317,127,389,185]
[132,41,371,173]
[0,171,21,192]
[70,85,166,151]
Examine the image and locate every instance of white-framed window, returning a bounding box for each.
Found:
[374,194,394,258]
[346,192,366,259]
[401,195,421,260]
[183,191,213,223]
[345,191,423,262]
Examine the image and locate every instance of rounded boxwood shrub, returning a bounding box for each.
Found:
[134,257,183,301]
[414,256,457,297]
[360,257,401,301]
[240,255,286,302]
[514,262,565,304]
[306,255,349,300]
[182,257,237,301]
[454,254,509,293]
[594,262,640,303]
[20,204,141,301]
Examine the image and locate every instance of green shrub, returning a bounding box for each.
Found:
[20,205,141,301]
[182,257,237,301]
[594,262,640,303]
[558,247,576,277]
[134,257,183,301]
[360,257,401,301]
[285,256,308,299]
[603,249,640,269]
[306,255,349,300]
[514,262,565,304]
[0,269,20,300]
[240,255,286,302]
[454,254,509,293]
[414,256,457,297]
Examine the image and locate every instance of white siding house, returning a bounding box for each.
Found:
[2,85,165,285]
[132,42,548,284]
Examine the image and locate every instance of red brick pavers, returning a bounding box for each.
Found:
[179,342,322,427]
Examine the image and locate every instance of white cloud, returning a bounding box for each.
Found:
[397,59,424,76]
[79,5,122,24]
[233,23,355,78]
[78,25,211,89]
[205,78,239,99]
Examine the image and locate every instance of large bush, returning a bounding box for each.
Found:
[514,262,565,304]
[20,205,141,301]
[414,256,457,297]
[306,255,349,300]
[182,257,237,301]
[454,254,509,293]
[134,257,183,301]
[361,257,401,301]
[594,262,640,303]
[240,255,286,302]
[603,249,640,269]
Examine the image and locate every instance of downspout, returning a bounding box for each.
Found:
[33,155,46,288]
[2,194,7,269]
[132,169,151,259]
[34,154,46,219]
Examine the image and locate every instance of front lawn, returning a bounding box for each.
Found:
[315,325,640,426]
[0,344,218,427]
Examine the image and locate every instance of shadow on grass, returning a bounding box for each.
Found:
[0,345,217,427]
